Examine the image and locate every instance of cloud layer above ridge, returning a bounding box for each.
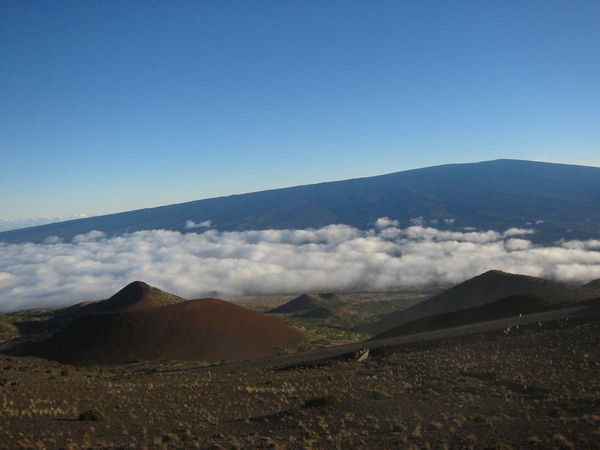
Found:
[1,219,600,312]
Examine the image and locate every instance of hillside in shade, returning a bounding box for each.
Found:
[0,315,19,339]
[360,270,600,335]
[33,297,307,365]
[267,293,350,318]
[584,278,600,290]
[374,294,599,340]
[2,159,600,244]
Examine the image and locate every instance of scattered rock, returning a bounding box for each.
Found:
[353,348,369,361]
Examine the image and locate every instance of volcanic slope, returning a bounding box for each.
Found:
[360,270,600,335]
[266,293,351,319]
[374,294,599,339]
[48,281,185,328]
[4,159,600,245]
[584,278,600,290]
[0,315,18,339]
[35,296,307,365]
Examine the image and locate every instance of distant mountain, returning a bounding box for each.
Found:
[267,293,350,319]
[360,270,600,335]
[2,159,600,244]
[373,294,597,340]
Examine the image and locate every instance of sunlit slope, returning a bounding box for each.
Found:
[31,291,307,365]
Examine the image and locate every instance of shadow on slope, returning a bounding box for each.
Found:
[359,270,600,335]
[374,294,600,340]
[584,278,600,290]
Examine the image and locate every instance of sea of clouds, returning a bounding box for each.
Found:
[1,217,600,312]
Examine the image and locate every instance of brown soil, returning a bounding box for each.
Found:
[32,298,307,364]
[1,316,599,448]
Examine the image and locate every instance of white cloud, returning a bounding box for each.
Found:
[184,220,212,229]
[72,230,106,243]
[503,228,536,237]
[375,217,399,229]
[559,239,600,250]
[504,238,533,251]
[0,220,599,312]
[43,236,63,244]
[409,217,425,226]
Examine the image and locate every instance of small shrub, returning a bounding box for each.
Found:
[548,407,568,418]
[429,421,443,430]
[162,433,180,443]
[370,388,393,400]
[391,423,408,433]
[303,395,339,408]
[78,409,108,421]
[465,434,478,445]
[494,443,513,450]
[552,433,574,449]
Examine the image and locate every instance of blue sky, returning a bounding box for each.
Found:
[1,0,599,225]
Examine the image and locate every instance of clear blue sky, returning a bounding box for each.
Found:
[1,0,599,223]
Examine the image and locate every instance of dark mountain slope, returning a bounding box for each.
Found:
[2,159,600,244]
[374,294,600,339]
[360,270,600,335]
[267,293,350,318]
[0,315,19,339]
[32,298,307,364]
[584,278,600,290]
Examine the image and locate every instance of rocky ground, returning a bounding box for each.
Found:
[1,316,599,449]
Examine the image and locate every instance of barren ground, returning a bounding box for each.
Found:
[1,316,599,449]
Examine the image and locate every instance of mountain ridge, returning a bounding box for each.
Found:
[373,294,600,340]
[359,270,600,335]
[2,159,600,244]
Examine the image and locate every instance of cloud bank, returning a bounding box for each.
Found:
[1,219,600,312]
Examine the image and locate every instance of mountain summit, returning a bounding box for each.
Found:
[2,159,600,243]
[99,281,184,312]
[47,281,185,328]
[267,293,350,318]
